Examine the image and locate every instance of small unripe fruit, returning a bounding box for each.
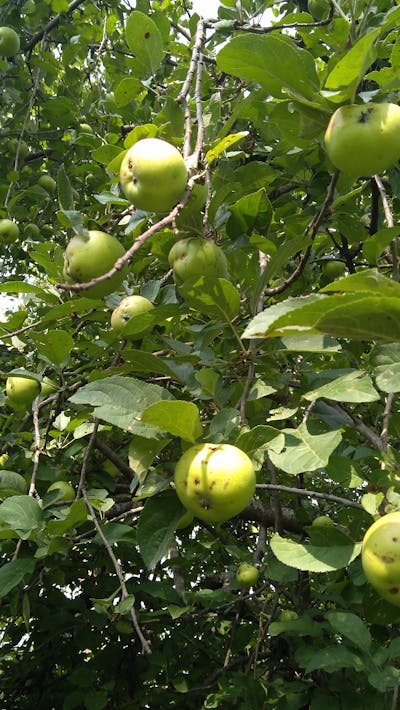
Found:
[236,562,259,588]
[0,27,20,57]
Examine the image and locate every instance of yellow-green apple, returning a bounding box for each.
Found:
[0,219,19,243]
[324,103,400,177]
[8,138,29,159]
[111,295,154,334]
[47,480,75,501]
[174,443,255,523]
[361,511,400,606]
[40,377,58,397]
[236,562,259,588]
[312,515,334,527]
[322,261,345,283]
[63,230,127,299]
[168,237,229,285]
[6,375,40,409]
[38,174,57,194]
[0,27,20,57]
[120,137,188,213]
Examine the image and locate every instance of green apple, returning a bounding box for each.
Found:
[362,512,400,606]
[168,237,229,285]
[40,377,58,397]
[78,123,93,134]
[279,610,299,621]
[308,0,330,20]
[236,562,259,588]
[322,261,345,282]
[176,509,194,530]
[110,295,154,334]
[47,480,75,501]
[63,230,128,299]
[174,443,256,524]
[0,219,19,244]
[0,27,20,57]
[8,138,29,159]
[24,223,40,240]
[38,174,57,194]
[312,515,334,527]
[120,137,188,213]
[6,375,40,409]
[324,103,400,177]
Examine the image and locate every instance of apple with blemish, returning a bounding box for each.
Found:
[111,295,154,335]
[0,219,19,244]
[324,103,400,177]
[120,137,188,213]
[361,512,400,606]
[168,237,229,285]
[174,443,256,523]
[236,562,259,588]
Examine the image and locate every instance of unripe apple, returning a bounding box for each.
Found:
[362,512,400,606]
[8,138,29,159]
[0,27,20,57]
[63,230,127,299]
[322,261,345,282]
[168,237,229,285]
[120,138,188,213]
[312,515,334,527]
[40,377,58,397]
[174,443,256,523]
[47,480,75,501]
[236,562,259,588]
[324,103,400,177]
[38,174,57,194]
[0,219,19,244]
[111,295,154,334]
[24,223,40,240]
[78,123,93,134]
[6,375,40,409]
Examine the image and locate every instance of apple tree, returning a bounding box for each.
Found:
[2,0,400,707]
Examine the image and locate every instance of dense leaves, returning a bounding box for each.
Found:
[2,0,400,708]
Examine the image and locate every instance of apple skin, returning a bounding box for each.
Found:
[63,230,127,299]
[324,103,400,177]
[168,237,229,285]
[120,138,188,213]
[361,512,400,606]
[38,174,57,194]
[174,443,256,524]
[6,376,40,409]
[312,515,334,527]
[47,480,75,501]
[0,27,20,57]
[236,562,259,588]
[0,219,19,244]
[40,377,58,397]
[322,261,345,283]
[111,295,154,334]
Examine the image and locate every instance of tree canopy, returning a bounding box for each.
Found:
[2,0,400,707]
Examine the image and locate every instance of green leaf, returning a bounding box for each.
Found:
[180,276,241,321]
[226,189,273,239]
[270,531,361,572]
[370,343,400,393]
[57,164,74,211]
[137,489,185,568]
[0,281,58,304]
[0,558,35,599]
[69,375,174,434]
[46,499,88,535]
[303,646,366,674]
[0,471,28,497]
[92,144,122,165]
[128,436,170,483]
[320,268,400,297]
[217,33,322,106]
[303,370,380,404]
[268,422,341,474]
[324,29,379,102]
[141,401,203,443]
[325,611,371,652]
[114,77,143,107]
[0,496,44,539]
[29,329,74,366]
[363,227,400,265]
[269,617,322,638]
[205,131,249,165]
[125,11,164,77]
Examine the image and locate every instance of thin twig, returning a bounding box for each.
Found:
[83,489,151,655]
[374,174,399,281]
[256,483,363,510]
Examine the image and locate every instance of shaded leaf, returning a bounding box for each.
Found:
[180,276,241,321]
[0,496,44,539]
[268,422,341,474]
[270,531,361,572]
[137,489,185,568]
[303,370,380,404]
[141,401,203,443]
[0,558,35,599]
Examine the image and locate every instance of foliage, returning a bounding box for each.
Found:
[1,0,400,707]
